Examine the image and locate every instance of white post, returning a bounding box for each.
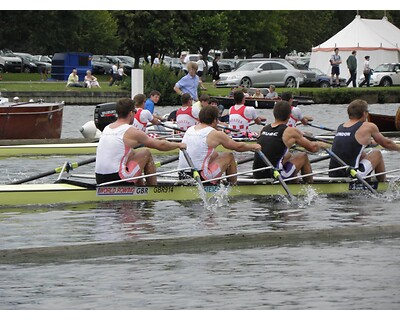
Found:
[131,69,144,98]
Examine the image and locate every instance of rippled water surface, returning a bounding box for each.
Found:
[0,103,400,309]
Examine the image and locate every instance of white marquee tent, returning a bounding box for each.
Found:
[309,15,400,85]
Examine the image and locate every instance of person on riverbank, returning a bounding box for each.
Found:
[346,50,357,87]
[84,70,100,88]
[66,69,83,87]
[178,105,261,185]
[228,89,266,138]
[95,98,185,185]
[173,61,200,101]
[132,93,161,132]
[265,85,279,99]
[330,48,342,88]
[328,99,400,182]
[253,100,326,183]
[359,56,372,87]
[212,55,220,87]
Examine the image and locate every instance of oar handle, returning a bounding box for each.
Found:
[324,148,378,195]
[155,155,179,168]
[217,124,240,132]
[307,123,336,132]
[181,148,203,187]
[160,123,186,133]
[255,150,294,201]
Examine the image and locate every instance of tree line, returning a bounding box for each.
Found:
[1,10,399,67]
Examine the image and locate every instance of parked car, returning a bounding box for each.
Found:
[359,63,400,87]
[286,60,316,86]
[13,52,38,73]
[91,55,118,75]
[33,55,52,64]
[163,56,183,74]
[0,49,23,73]
[309,68,346,88]
[32,55,52,73]
[216,59,305,88]
[207,56,232,74]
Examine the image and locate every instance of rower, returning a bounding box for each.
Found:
[281,91,313,128]
[228,89,266,138]
[253,100,326,183]
[328,99,400,182]
[175,93,199,131]
[95,98,185,185]
[177,105,261,185]
[132,93,162,133]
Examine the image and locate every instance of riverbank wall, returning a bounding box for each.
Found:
[1,89,399,105]
[1,91,130,105]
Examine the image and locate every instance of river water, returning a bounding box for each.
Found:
[0,103,400,310]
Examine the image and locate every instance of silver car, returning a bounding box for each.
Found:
[216,59,305,88]
[359,63,400,87]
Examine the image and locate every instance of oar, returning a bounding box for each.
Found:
[255,150,295,201]
[159,123,186,133]
[310,155,331,164]
[10,157,97,185]
[181,148,205,191]
[154,155,179,167]
[324,148,378,195]
[217,124,240,132]
[307,123,336,132]
[9,144,145,185]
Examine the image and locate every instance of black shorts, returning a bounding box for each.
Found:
[331,66,340,76]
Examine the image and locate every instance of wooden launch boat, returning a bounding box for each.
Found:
[367,107,400,132]
[0,100,64,139]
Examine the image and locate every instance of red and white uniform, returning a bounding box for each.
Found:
[228,105,257,137]
[95,124,141,182]
[132,108,154,132]
[287,106,304,127]
[176,106,199,131]
[178,126,222,183]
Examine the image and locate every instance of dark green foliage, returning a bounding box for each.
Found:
[122,65,184,106]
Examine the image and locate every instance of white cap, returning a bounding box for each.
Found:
[13,96,19,101]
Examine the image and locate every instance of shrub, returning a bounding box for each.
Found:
[122,65,185,105]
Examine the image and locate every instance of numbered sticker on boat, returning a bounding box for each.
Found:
[96,186,149,196]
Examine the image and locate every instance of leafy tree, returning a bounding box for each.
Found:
[224,11,287,58]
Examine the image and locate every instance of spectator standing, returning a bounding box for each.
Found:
[346,50,357,87]
[329,48,342,87]
[109,62,119,86]
[196,55,207,90]
[181,52,189,74]
[212,55,220,87]
[173,61,200,101]
[38,64,48,81]
[153,53,160,67]
[66,69,83,87]
[84,70,100,88]
[359,56,371,87]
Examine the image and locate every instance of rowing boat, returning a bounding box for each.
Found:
[0,177,396,207]
[367,106,400,132]
[0,138,257,158]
